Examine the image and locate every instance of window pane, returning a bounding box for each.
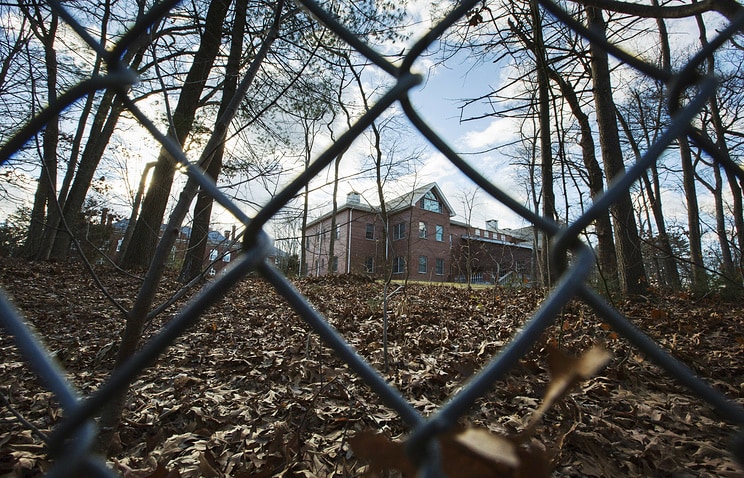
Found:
[435,225,443,241]
[418,255,427,273]
[419,222,427,238]
[422,191,442,213]
[394,256,405,274]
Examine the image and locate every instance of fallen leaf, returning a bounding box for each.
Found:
[351,427,552,478]
[525,345,612,432]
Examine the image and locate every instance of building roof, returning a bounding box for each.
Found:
[112,219,229,245]
[306,182,456,228]
[385,182,456,217]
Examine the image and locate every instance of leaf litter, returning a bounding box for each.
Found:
[0,258,742,477]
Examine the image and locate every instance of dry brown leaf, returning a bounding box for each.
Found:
[143,462,182,478]
[351,427,552,478]
[198,449,222,477]
[453,428,519,468]
[525,345,611,432]
[348,431,416,477]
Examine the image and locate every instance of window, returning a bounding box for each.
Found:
[474,228,480,236]
[419,221,427,238]
[418,256,428,274]
[435,258,444,275]
[335,225,340,240]
[435,225,444,242]
[331,255,338,272]
[116,238,123,252]
[422,191,442,213]
[393,222,406,240]
[209,249,218,261]
[223,252,231,263]
[393,256,405,274]
[365,223,375,240]
[365,256,375,273]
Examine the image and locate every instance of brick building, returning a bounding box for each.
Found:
[110,219,243,276]
[303,183,536,284]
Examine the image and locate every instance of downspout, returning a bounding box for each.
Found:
[347,208,352,273]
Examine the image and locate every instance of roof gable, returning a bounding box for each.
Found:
[387,182,456,217]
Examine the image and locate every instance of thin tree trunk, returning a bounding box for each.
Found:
[616,106,682,290]
[48,97,125,260]
[531,0,556,287]
[694,11,743,288]
[95,2,284,453]
[48,8,150,261]
[180,0,247,282]
[587,6,647,295]
[22,7,59,259]
[679,138,708,292]
[545,66,618,290]
[120,0,232,270]
[118,162,156,262]
[328,154,341,275]
[36,0,112,260]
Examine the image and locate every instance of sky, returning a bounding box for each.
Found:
[0,1,728,247]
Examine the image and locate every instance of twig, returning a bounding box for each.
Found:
[0,389,49,443]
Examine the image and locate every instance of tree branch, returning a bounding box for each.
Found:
[565,0,743,21]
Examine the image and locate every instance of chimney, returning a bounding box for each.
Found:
[485,219,499,232]
[347,191,361,206]
[224,230,231,241]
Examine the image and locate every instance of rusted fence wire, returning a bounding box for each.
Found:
[2,0,744,476]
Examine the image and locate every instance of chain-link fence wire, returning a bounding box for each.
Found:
[2,0,744,476]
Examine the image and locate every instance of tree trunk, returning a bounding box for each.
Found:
[120,0,231,270]
[36,0,112,260]
[679,138,708,292]
[727,172,744,282]
[587,6,647,295]
[180,0,246,282]
[95,1,285,453]
[47,6,151,261]
[328,155,342,275]
[531,0,556,288]
[694,12,743,288]
[48,96,125,260]
[547,66,619,291]
[22,8,59,259]
[616,105,682,290]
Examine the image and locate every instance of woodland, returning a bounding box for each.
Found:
[2,0,744,476]
[1,258,743,477]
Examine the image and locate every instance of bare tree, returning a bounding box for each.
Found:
[18,2,59,259]
[586,6,647,295]
[96,1,287,453]
[119,0,232,269]
[179,0,247,282]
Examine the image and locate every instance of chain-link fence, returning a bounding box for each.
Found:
[2,0,744,476]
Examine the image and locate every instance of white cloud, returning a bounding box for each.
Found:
[461,117,515,150]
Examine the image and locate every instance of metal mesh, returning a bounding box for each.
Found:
[2,0,744,476]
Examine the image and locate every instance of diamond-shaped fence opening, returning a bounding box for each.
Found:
[2,0,744,476]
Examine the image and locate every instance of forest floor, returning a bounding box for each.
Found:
[1,257,743,477]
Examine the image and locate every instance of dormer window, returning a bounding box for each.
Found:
[422,191,442,213]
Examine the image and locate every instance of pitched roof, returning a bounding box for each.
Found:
[386,182,456,217]
[305,182,457,228]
